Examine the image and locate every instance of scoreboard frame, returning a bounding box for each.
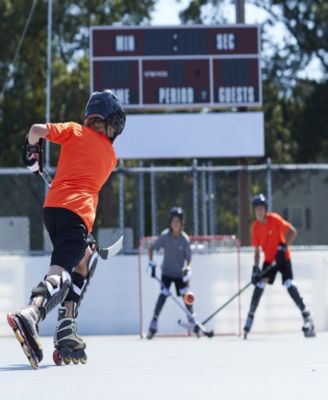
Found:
[90,24,262,110]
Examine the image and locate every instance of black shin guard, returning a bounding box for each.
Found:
[73,251,99,318]
[287,285,306,312]
[186,304,194,314]
[250,285,264,313]
[64,271,86,304]
[154,294,167,318]
[244,285,264,334]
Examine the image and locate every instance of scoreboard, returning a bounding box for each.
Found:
[90,25,262,110]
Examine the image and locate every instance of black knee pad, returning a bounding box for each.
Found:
[30,271,71,319]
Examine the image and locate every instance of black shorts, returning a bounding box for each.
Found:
[261,260,293,285]
[43,207,88,273]
[161,275,188,296]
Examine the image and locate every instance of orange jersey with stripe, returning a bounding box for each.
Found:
[44,122,117,233]
[252,212,292,263]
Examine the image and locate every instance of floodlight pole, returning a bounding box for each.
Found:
[45,0,52,172]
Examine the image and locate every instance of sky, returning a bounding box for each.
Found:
[150,0,322,81]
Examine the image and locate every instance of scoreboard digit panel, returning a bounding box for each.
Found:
[142,59,210,106]
[143,29,208,56]
[213,58,261,106]
[93,60,139,106]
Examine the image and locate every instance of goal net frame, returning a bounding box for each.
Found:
[138,235,241,338]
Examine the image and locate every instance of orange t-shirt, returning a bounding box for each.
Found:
[252,212,292,263]
[44,122,117,233]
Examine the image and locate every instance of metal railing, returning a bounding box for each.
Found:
[1,159,328,253]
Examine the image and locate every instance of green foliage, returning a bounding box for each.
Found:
[291,80,328,162]
[0,0,155,166]
[253,0,328,77]
[178,0,328,163]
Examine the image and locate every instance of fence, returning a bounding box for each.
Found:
[1,160,328,253]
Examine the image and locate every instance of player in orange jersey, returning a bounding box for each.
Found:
[243,193,315,339]
[7,90,125,368]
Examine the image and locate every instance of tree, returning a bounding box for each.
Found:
[251,0,328,80]
[291,80,328,162]
[177,0,328,163]
[0,0,155,166]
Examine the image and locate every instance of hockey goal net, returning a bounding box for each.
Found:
[138,235,241,337]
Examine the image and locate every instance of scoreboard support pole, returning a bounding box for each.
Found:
[236,0,251,246]
[236,0,245,24]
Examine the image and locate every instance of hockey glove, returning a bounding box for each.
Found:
[22,138,42,174]
[147,260,157,278]
[275,242,287,265]
[182,265,192,283]
[251,265,261,285]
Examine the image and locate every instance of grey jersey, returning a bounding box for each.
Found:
[152,229,191,279]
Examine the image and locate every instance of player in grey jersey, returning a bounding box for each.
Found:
[147,207,194,338]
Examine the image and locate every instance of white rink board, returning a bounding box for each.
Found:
[115,112,264,158]
[139,252,242,336]
[0,248,328,336]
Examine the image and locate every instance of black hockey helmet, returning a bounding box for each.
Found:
[170,207,184,221]
[84,89,126,141]
[252,193,268,208]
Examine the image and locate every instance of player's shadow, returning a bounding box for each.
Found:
[0,364,54,371]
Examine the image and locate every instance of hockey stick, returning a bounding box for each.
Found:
[97,235,123,260]
[152,275,214,338]
[36,139,53,187]
[201,262,277,326]
[74,235,123,317]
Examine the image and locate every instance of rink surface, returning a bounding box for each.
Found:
[0,332,326,400]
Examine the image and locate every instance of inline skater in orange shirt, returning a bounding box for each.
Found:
[243,193,315,339]
[7,90,125,368]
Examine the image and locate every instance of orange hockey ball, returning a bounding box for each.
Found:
[184,291,195,305]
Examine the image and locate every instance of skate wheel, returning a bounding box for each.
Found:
[63,356,71,365]
[22,343,31,357]
[80,356,87,364]
[72,358,79,365]
[15,329,25,344]
[29,357,39,370]
[7,313,18,330]
[53,350,62,366]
